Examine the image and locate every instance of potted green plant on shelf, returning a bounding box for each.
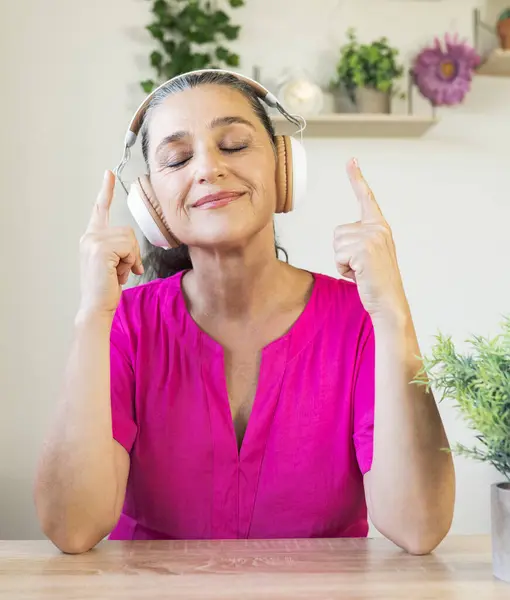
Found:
[413,317,510,583]
[497,9,510,50]
[330,28,405,114]
[141,0,245,94]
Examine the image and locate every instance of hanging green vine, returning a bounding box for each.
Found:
[141,0,245,93]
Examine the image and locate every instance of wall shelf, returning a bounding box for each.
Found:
[473,7,510,77]
[476,49,510,77]
[271,114,438,139]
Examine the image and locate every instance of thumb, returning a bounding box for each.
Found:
[337,264,356,282]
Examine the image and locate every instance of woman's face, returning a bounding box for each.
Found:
[147,84,278,249]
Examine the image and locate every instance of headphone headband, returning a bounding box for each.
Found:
[124,69,287,150]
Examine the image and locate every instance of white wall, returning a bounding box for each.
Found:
[1,0,509,539]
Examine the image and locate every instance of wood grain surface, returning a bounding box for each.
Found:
[0,535,508,599]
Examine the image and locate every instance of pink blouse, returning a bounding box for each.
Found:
[108,270,375,541]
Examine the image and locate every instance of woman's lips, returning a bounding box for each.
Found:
[192,191,245,209]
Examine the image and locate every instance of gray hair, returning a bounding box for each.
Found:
[139,70,277,168]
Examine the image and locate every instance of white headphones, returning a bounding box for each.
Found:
[114,69,307,250]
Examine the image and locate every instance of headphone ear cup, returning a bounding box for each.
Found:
[274,136,290,213]
[274,135,307,213]
[127,175,180,249]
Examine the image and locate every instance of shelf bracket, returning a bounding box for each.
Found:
[473,7,497,55]
[406,69,437,120]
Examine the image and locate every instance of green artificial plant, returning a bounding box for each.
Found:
[498,8,510,22]
[413,316,510,481]
[330,28,405,102]
[141,0,244,93]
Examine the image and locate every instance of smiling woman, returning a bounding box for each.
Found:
[137,72,289,279]
[34,69,455,556]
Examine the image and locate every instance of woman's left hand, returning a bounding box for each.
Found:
[333,158,409,323]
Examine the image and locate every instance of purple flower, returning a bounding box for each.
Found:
[412,33,481,106]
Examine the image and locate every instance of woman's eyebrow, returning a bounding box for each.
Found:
[209,116,256,130]
[155,131,187,156]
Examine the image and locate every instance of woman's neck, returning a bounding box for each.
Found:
[184,227,287,321]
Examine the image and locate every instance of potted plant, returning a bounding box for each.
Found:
[330,28,405,114]
[141,0,245,94]
[497,9,510,50]
[413,317,510,583]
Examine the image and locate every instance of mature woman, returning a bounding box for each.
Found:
[34,71,455,554]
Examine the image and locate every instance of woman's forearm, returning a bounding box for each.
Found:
[34,310,125,553]
[364,310,455,555]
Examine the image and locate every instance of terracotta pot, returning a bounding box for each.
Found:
[497,18,510,50]
[491,482,510,583]
[354,87,390,114]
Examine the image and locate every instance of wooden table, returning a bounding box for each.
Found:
[0,535,508,599]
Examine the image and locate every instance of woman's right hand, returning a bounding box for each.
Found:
[78,170,144,317]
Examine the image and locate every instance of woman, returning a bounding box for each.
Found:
[34,71,455,554]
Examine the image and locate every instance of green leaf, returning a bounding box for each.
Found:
[162,61,181,79]
[141,79,155,93]
[229,0,245,7]
[163,40,176,55]
[160,14,176,30]
[225,53,240,67]
[146,23,164,41]
[192,52,212,70]
[222,24,240,40]
[152,0,168,18]
[189,29,215,44]
[150,50,163,68]
[211,10,229,27]
[215,46,230,61]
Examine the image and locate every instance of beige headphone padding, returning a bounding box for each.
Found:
[135,176,181,248]
[274,135,293,214]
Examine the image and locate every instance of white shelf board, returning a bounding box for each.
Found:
[271,114,437,138]
[476,49,510,77]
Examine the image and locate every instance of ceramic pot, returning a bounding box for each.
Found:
[331,88,357,113]
[497,17,510,50]
[491,482,510,583]
[354,87,391,114]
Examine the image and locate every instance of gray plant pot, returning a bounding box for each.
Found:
[491,482,510,583]
[330,86,357,114]
[354,87,391,114]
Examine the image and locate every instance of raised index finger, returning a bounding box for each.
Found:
[346,158,383,223]
[88,170,116,230]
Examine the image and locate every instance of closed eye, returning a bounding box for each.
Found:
[167,157,191,169]
[167,146,248,169]
[221,145,248,153]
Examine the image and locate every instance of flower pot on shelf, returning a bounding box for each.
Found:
[331,88,357,114]
[497,11,510,50]
[354,87,390,114]
[491,482,510,583]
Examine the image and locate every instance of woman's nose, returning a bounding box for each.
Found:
[194,148,226,184]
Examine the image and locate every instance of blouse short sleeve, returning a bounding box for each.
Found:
[352,321,375,475]
[110,301,138,453]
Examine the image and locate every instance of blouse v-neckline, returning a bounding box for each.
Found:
[175,269,322,461]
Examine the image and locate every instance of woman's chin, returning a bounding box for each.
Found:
[184,221,264,250]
